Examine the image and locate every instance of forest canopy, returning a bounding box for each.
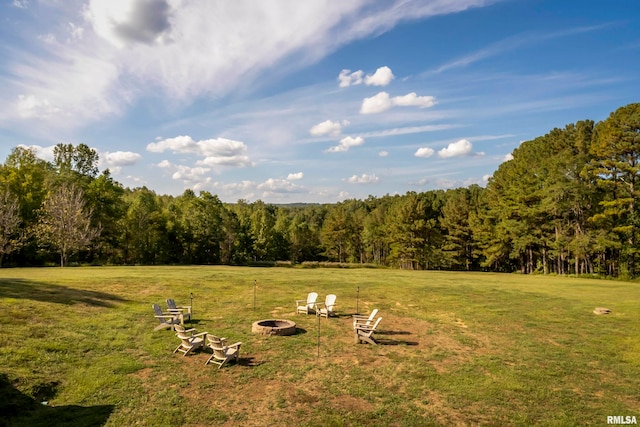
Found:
[1,103,639,277]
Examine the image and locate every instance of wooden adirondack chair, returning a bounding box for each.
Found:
[352,308,378,328]
[316,294,337,318]
[166,298,192,322]
[173,330,207,356]
[296,292,318,315]
[205,336,242,369]
[152,303,183,331]
[354,317,382,345]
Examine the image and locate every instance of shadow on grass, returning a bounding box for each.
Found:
[0,278,127,307]
[238,356,263,367]
[375,338,420,346]
[377,330,411,336]
[376,330,419,346]
[0,374,114,427]
[343,311,367,317]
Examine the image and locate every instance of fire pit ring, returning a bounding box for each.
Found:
[252,319,296,336]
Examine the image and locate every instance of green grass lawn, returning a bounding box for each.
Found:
[0,266,638,426]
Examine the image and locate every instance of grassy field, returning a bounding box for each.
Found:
[0,266,638,426]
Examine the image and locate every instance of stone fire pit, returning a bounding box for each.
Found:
[252,319,296,336]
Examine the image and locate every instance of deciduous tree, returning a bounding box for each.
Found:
[35,183,100,267]
[0,188,23,267]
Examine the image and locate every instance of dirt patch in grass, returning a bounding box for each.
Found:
[134,311,496,425]
[178,376,373,426]
[368,312,494,374]
[130,367,154,380]
[135,291,541,425]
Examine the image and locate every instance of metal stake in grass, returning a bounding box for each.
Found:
[356,286,360,314]
[253,279,257,312]
[317,312,321,358]
[190,292,194,322]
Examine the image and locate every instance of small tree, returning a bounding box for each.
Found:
[0,188,23,267]
[36,183,100,267]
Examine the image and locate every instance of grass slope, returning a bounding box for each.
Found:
[0,266,638,426]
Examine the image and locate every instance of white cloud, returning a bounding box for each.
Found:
[287,172,304,180]
[38,33,57,44]
[15,144,142,174]
[197,155,252,168]
[172,165,211,182]
[154,161,218,186]
[503,153,514,161]
[211,180,255,193]
[378,150,389,157]
[1,0,500,144]
[104,151,141,166]
[360,91,437,114]
[361,124,456,138]
[116,2,376,100]
[346,173,379,184]
[339,66,394,87]
[309,119,349,137]
[462,177,482,187]
[364,66,395,86]
[68,22,85,41]
[327,136,364,153]
[147,135,252,167]
[438,139,473,158]
[410,178,430,186]
[121,174,146,186]
[7,44,123,128]
[85,0,173,48]
[16,95,61,119]
[415,147,435,158]
[435,178,457,189]
[392,92,436,108]
[16,144,56,162]
[12,0,29,9]
[201,176,306,199]
[257,178,304,193]
[3,0,493,133]
[338,69,363,87]
[360,92,393,114]
[198,139,247,158]
[147,135,195,153]
[147,135,247,157]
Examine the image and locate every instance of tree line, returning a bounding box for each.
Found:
[1,103,639,277]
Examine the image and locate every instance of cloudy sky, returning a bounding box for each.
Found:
[1,0,639,203]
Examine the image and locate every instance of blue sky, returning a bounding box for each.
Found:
[1,0,639,203]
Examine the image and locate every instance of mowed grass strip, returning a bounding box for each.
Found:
[0,266,638,426]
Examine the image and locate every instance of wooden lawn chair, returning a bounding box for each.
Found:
[166,298,192,322]
[205,335,242,369]
[296,292,318,315]
[174,330,207,356]
[353,308,379,328]
[152,303,183,331]
[316,294,337,318]
[354,317,382,345]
